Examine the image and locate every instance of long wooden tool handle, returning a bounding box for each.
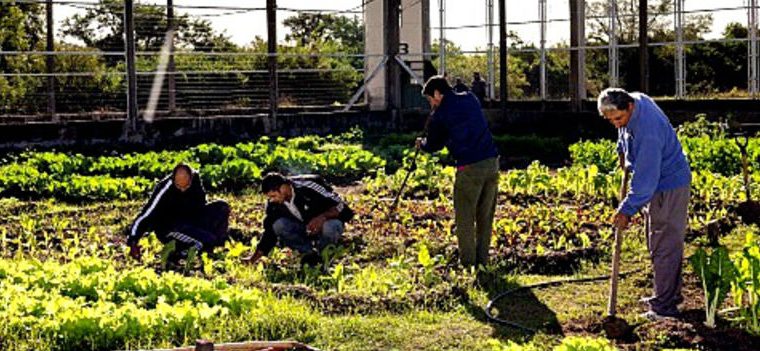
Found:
[607,170,630,317]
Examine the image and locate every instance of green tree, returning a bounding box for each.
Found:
[283,13,364,54]
[432,39,529,99]
[585,0,712,96]
[61,0,235,53]
[587,0,711,44]
[0,3,45,111]
[684,22,748,96]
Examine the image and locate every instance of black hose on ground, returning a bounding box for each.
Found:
[485,268,644,332]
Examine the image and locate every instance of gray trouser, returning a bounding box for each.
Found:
[642,185,690,316]
[454,157,499,267]
[272,217,344,254]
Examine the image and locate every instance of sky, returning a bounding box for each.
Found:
[51,0,749,51]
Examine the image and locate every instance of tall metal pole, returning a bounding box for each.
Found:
[609,0,619,87]
[123,0,138,137]
[570,0,586,110]
[439,0,446,76]
[639,0,649,92]
[749,0,759,98]
[487,0,495,100]
[167,0,176,113]
[46,0,56,121]
[539,0,547,100]
[267,0,278,127]
[674,0,685,98]
[499,0,507,115]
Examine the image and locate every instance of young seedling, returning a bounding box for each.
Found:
[159,240,177,271]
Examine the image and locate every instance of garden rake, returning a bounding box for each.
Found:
[370,112,433,220]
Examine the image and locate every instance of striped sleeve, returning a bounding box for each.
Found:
[299,180,344,212]
[128,179,172,245]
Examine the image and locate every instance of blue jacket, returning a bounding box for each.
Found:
[422,91,499,166]
[617,93,691,217]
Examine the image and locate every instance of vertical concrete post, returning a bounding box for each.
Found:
[267,0,278,126]
[386,0,402,116]
[400,0,430,82]
[365,0,387,110]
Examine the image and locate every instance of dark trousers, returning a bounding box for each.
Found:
[453,157,499,267]
[158,200,231,252]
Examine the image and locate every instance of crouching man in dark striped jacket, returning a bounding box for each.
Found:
[126,163,230,261]
[243,172,354,267]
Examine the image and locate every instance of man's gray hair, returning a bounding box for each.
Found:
[597,87,634,115]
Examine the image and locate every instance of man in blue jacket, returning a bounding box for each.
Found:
[416,76,500,267]
[598,88,691,321]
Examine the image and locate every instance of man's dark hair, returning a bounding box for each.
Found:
[172,163,193,178]
[261,172,290,193]
[422,75,452,97]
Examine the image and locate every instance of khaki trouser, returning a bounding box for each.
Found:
[643,185,690,316]
[453,157,499,267]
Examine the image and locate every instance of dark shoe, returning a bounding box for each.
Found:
[301,251,322,267]
[227,227,246,242]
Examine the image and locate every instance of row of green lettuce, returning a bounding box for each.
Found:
[570,115,760,175]
[569,136,760,176]
[0,256,626,351]
[1,127,758,201]
[0,133,385,201]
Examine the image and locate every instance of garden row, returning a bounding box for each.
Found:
[0,256,622,351]
[0,132,385,201]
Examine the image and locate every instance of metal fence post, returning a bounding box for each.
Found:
[439,0,446,76]
[123,0,139,137]
[539,0,547,100]
[609,0,619,87]
[487,0,495,100]
[639,0,649,92]
[499,0,507,115]
[167,0,176,113]
[749,0,759,98]
[46,0,56,122]
[674,0,685,98]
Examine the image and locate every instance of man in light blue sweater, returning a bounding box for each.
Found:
[597,88,692,321]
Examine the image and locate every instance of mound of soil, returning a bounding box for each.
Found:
[634,310,760,351]
[497,246,603,275]
[685,216,737,246]
[736,200,760,225]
